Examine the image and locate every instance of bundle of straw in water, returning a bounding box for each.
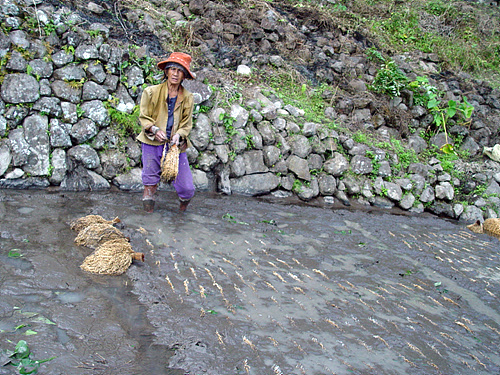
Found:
[70,214,120,233]
[160,144,179,183]
[74,223,127,250]
[80,238,144,276]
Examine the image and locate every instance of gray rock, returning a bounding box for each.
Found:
[0,115,5,137]
[287,155,311,181]
[323,152,349,176]
[460,205,484,223]
[33,97,62,117]
[419,185,435,203]
[453,203,464,218]
[385,181,403,201]
[191,113,211,150]
[67,144,100,169]
[1,73,40,104]
[435,181,454,201]
[230,129,247,154]
[125,65,144,90]
[460,136,481,157]
[184,80,213,105]
[230,172,280,196]
[261,103,277,120]
[38,77,51,95]
[53,65,86,81]
[193,169,210,191]
[302,122,319,137]
[114,84,135,113]
[61,102,78,124]
[0,177,49,189]
[399,192,415,210]
[308,153,323,172]
[297,178,319,201]
[6,50,27,71]
[485,180,500,196]
[23,114,50,176]
[0,139,11,176]
[318,173,336,195]
[247,124,263,150]
[290,135,312,159]
[92,128,121,150]
[230,155,246,177]
[408,135,427,154]
[198,152,218,172]
[214,145,230,164]
[378,160,392,177]
[257,121,276,146]
[99,150,129,179]
[80,100,110,127]
[396,178,413,191]
[350,155,373,175]
[9,30,29,49]
[262,145,281,167]
[82,81,109,101]
[86,61,107,83]
[49,118,72,147]
[74,44,99,60]
[52,50,74,67]
[49,148,67,185]
[343,175,361,194]
[372,196,394,209]
[29,59,53,78]
[71,118,98,144]
[51,80,82,103]
[113,167,143,191]
[8,128,29,166]
[243,150,268,174]
[230,103,249,129]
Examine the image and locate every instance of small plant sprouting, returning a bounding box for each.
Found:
[4,340,55,374]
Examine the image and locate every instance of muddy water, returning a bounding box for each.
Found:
[0,189,499,375]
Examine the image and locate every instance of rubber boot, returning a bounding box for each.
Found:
[179,199,190,212]
[142,185,157,213]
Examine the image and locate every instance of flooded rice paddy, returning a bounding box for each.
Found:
[0,189,499,374]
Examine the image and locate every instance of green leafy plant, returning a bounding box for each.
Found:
[369,59,408,98]
[292,179,304,193]
[62,45,74,55]
[243,134,255,149]
[219,113,238,140]
[410,76,474,154]
[4,340,55,374]
[107,104,141,139]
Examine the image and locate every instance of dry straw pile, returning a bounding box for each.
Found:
[70,215,144,275]
[161,144,179,183]
[70,214,120,232]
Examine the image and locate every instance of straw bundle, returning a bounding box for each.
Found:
[70,215,120,233]
[160,144,179,183]
[74,223,127,249]
[80,238,145,276]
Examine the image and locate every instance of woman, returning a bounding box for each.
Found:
[136,52,195,213]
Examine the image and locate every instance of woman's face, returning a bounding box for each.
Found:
[167,67,185,85]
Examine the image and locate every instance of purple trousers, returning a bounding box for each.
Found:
[141,143,195,201]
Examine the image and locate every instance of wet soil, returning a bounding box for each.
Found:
[1,189,499,375]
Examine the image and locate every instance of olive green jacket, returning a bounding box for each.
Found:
[136,81,194,151]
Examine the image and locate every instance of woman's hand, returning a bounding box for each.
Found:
[154,129,167,143]
[171,133,180,146]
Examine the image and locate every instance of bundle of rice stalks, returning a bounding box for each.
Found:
[80,238,145,276]
[74,223,127,249]
[160,144,179,183]
[70,215,120,233]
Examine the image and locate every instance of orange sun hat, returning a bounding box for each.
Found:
[157,52,195,79]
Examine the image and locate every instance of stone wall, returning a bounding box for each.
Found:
[1,0,500,223]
